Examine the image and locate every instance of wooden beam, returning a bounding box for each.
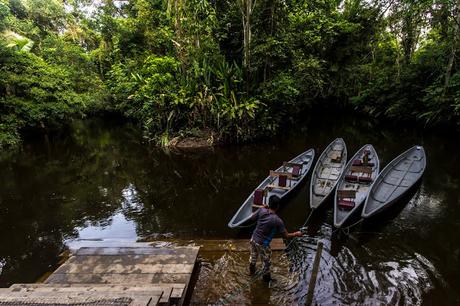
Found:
[0,291,158,305]
[269,170,294,179]
[306,241,324,306]
[45,272,191,285]
[148,239,286,252]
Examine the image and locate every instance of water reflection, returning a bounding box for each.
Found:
[0,115,459,303]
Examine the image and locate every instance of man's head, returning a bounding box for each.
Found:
[268,195,281,211]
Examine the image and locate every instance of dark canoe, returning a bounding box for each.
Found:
[228,148,315,228]
[310,138,347,209]
[362,146,426,218]
[333,144,380,228]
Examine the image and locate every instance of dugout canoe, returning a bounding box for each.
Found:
[333,144,380,227]
[310,138,347,209]
[362,145,426,218]
[228,148,315,228]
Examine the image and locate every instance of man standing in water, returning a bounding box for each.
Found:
[249,195,302,281]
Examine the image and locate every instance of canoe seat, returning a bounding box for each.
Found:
[337,190,356,210]
[338,199,355,209]
[359,176,373,183]
[267,185,291,191]
[270,170,294,180]
[345,174,373,183]
[331,151,343,163]
[345,174,358,182]
[253,188,266,206]
[283,162,303,178]
[352,160,375,167]
[351,166,372,174]
[345,166,373,184]
[292,165,301,177]
[268,171,292,190]
[279,174,287,187]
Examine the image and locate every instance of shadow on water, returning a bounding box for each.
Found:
[0,115,459,304]
[360,181,423,238]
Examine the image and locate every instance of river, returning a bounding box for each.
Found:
[0,114,459,305]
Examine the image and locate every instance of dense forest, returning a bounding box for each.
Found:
[1,0,460,148]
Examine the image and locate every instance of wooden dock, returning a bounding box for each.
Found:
[0,238,287,305]
[0,243,199,305]
[148,238,286,252]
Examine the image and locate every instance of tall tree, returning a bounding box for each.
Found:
[443,0,460,92]
[238,0,257,74]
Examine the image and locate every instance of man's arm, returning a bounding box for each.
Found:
[282,229,303,239]
[278,218,302,238]
[252,204,268,209]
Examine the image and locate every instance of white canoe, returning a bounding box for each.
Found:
[228,148,315,228]
[310,138,347,209]
[334,144,380,227]
[362,146,426,218]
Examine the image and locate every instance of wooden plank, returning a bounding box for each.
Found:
[306,242,324,306]
[64,254,197,265]
[76,246,199,256]
[45,272,191,285]
[33,245,200,305]
[8,284,172,304]
[269,170,294,179]
[8,285,178,305]
[166,238,286,252]
[158,286,173,304]
[337,190,356,198]
[54,262,195,274]
[0,291,158,306]
[171,287,184,299]
[266,184,291,190]
[10,282,184,290]
[350,165,372,175]
[196,238,286,252]
[6,284,166,295]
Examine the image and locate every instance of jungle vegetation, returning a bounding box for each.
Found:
[1,0,460,148]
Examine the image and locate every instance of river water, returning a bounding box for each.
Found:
[0,114,459,305]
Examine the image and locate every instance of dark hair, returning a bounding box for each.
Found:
[268,195,280,210]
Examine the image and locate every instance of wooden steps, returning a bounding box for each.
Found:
[0,244,199,306]
[7,283,172,304]
[0,289,158,305]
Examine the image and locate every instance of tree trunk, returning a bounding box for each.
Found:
[173,0,187,69]
[264,1,275,83]
[239,0,257,75]
[444,0,460,93]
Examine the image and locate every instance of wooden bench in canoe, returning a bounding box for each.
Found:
[330,150,344,163]
[345,166,373,183]
[337,189,357,210]
[266,170,294,190]
[282,162,303,178]
[351,166,373,175]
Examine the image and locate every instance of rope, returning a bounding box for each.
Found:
[331,218,364,235]
[285,209,315,250]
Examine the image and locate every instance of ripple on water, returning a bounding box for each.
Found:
[192,223,442,305]
[284,225,441,305]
